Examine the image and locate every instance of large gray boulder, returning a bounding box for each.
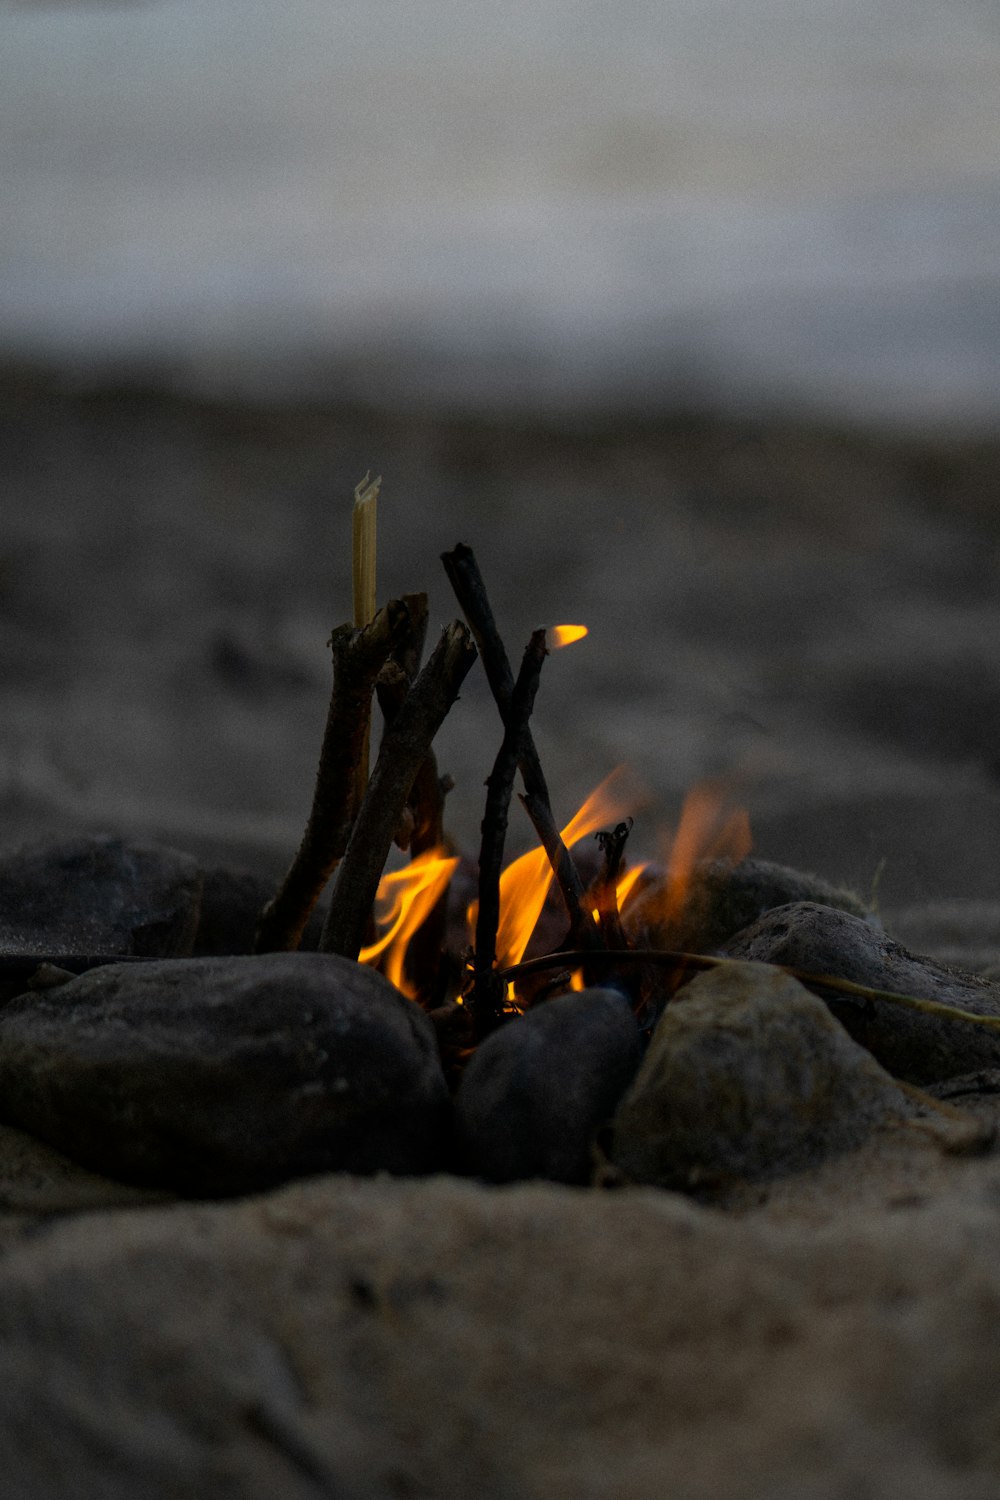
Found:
[0,953,451,1195]
[612,960,943,1191]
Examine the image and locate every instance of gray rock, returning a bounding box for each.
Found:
[0,834,203,958]
[192,866,326,956]
[612,960,923,1191]
[622,855,868,955]
[457,987,641,1184]
[0,953,451,1194]
[724,901,1000,1084]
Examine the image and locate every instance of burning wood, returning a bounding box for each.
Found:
[7,483,1000,1204]
[253,595,420,954]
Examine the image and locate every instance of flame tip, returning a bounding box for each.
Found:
[548,623,589,650]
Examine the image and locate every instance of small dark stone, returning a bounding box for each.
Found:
[456,987,642,1185]
[0,834,203,958]
[0,953,452,1195]
[724,901,1000,1084]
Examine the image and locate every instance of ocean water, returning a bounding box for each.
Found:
[3,0,999,424]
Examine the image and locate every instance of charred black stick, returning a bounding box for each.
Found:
[441,543,592,940]
[591,819,633,951]
[320,621,477,961]
[254,598,415,954]
[473,629,547,1038]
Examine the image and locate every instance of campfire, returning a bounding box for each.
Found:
[2,473,1000,1200]
[250,479,760,1055]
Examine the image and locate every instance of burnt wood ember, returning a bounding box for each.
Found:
[724,901,1000,1084]
[255,596,419,954]
[457,986,641,1184]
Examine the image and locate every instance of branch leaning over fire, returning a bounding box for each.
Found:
[320,620,478,961]
[441,543,596,948]
[254,597,418,954]
[473,629,548,1038]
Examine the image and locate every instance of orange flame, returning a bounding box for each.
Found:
[468,765,647,971]
[360,847,459,998]
[658,780,751,931]
[615,861,648,912]
[547,624,588,650]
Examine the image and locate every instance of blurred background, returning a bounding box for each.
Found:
[2,0,999,920]
[4,0,1000,422]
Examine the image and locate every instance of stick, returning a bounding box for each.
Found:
[352,473,380,800]
[373,594,439,851]
[374,594,453,998]
[254,598,414,954]
[473,630,547,1038]
[497,947,1000,1033]
[591,819,633,949]
[352,473,379,629]
[441,543,592,939]
[320,621,478,960]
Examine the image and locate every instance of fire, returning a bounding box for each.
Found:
[657,780,752,931]
[470,765,647,971]
[360,847,459,998]
[547,624,588,650]
[615,861,648,912]
[360,770,747,1008]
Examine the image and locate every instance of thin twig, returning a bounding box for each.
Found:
[497,947,1000,1032]
[473,630,547,1038]
[254,598,414,954]
[319,621,477,961]
[441,543,591,939]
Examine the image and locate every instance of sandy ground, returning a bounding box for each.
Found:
[1,365,999,932]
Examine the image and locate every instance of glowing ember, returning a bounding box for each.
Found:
[360,847,459,998]
[469,765,647,971]
[657,780,752,932]
[547,623,588,650]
